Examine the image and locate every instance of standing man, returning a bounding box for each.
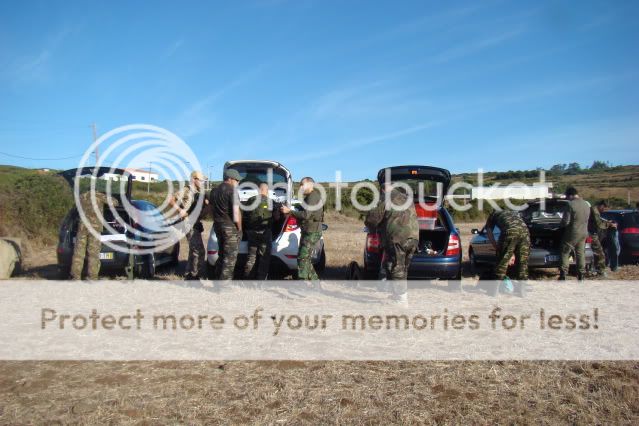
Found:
[280,177,324,284]
[211,169,242,281]
[559,187,591,281]
[364,183,419,303]
[169,170,208,280]
[243,182,279,280]
[71,190,117,280]
[484,209,530,282]
[588,200,617,277]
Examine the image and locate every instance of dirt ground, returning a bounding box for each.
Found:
[3,213,639,424]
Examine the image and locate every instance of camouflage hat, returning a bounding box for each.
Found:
[224,169,242,181]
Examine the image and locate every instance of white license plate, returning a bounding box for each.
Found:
[100,252,114,260]
[545,255,560,263]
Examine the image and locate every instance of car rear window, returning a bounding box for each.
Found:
[227,164,288,185]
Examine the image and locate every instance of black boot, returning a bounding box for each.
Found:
[577,273,585,282]
[558,271,566,281]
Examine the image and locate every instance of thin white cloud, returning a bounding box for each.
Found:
[432,27,525,63]
[9,26,73,82]
[287,121,439,163]
[172,65,266,138]
[162,38,184,59]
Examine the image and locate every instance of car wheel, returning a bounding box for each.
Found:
[137,254,156,279]
[169,243,179,266]
[315,248,326,275]
[469,250,478,277]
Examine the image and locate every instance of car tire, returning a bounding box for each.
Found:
[315,248,326,275]
[137,254,156,279]
[469,250,478,276]
[169,243,179,266]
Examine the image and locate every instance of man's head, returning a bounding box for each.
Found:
[596,200,608,213]
[258,182,269,197]
[565,186,579,200]
[300,177,315,195]
[223,169,242,187]
[190,170,205,190]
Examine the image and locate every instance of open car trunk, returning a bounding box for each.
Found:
[224,160,293,242]
[522,200,570,250]
[415,203,450,256]
[377,165,453,257]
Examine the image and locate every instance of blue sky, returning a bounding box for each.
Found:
[1,0,638,181]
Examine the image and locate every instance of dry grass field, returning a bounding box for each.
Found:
[2,212,639,424]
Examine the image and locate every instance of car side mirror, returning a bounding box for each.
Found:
[471,228,479,234]
[321,224,328,231]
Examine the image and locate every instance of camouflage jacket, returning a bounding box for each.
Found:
[365,188,419,245]
[588,206,609,234]
[174,185,206,222]
[486,210,528,235]
[77,191,115,231]
[243,195,274,230]
[291,188,324,233]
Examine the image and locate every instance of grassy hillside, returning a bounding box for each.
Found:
[0,164,637,251]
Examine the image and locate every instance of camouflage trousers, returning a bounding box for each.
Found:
[214,223,241,281]
[495,229,530,280]
[298,231,321,281]
[560,235,587,276]
[71,225,102,280]
[383,238,418,295]
[590,233,606,271]
[185,226,205,277]
[244,229,272,280]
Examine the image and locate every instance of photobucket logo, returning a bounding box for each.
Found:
[233,167,549,215]
[74,124,203,255]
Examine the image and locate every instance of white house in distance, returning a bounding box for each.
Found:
[125,168,159,183]
[101,168,159,183]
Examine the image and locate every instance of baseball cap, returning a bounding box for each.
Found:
[224,169,242,181]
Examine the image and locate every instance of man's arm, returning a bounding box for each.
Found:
[364,201,385,229]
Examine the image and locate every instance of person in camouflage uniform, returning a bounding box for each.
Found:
[559,187,591,281]
[485,209,530,280]
[170,170,208,279]
[588,200,617,277]
[211,169,242,281]
[280,177,324,283]
[71,191,117,280]
[243,182,279,280]
[365,183,419,302]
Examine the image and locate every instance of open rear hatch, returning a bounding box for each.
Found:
[224,160,293,240]
[60,167,134,239]
[377,165,452,256]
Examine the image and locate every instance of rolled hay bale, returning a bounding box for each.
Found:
[0,238,22,278]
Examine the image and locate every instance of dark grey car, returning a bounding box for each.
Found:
[57,167,179,279]
[469,199,594,275]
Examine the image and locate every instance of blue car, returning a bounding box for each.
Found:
[362,165,462,280]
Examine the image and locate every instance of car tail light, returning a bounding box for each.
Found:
[284,215,299,232]
[207,250,218,255]
[585,235,592,244]
[445,234,461,256]
[366,233,381,253]
[622,227,639,234]
[285,254,297,259]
